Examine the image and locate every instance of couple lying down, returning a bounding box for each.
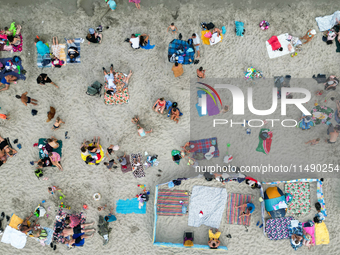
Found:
[103,65,133,95]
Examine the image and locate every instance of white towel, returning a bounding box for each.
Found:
[1,226,27,249]
[315,11,340,32]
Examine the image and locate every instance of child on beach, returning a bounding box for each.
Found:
[137,124,152,137]
[305,138,320,145]
[52,117,65,130]
[16,92,38,106]
[170,108,180,123]
[129,0,141,9]
[48,185,62,195]
[167,23,178,34]
[0,113,10,120]
[197,67,206,81]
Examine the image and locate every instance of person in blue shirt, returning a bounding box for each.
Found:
[105,207,117,222]
[236,203,255,218]
[34,38,50,56]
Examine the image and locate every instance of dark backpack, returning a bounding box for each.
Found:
[206,22,215,30]
[35,169,43,178]
[260,131,269,140]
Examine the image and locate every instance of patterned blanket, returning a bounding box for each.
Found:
[189,137,219,160]
[131,153,145,178]
[266,216,294,240]
[168,39,195,65]
[157,189,189,216]
[285,182,311,215]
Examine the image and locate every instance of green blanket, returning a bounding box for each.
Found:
[311,105,334,125]
[285,182,311,215]
[38,138,63,163]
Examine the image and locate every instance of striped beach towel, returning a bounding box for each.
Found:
[37,52,52,68]
[157,189,189,216]
[226,193,252,226]
[65,38,81,63]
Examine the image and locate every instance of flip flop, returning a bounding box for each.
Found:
[53,244,57,250]
[6,216,10,222]
[13,139,18,144]
[30,161,34,165]
[259,223,263,228]
[256,221,260,226]
[158,169,162,172]
[50,242,53,248]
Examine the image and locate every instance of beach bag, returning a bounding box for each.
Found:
[206,22,215,30]
[86,81,102,96]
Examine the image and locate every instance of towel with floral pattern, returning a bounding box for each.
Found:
[285,182,311,215]
[266,216,294,240]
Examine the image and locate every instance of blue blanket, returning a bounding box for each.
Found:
[64,38,81,64]
[289,222,303,250]
[168,39,195,65]
[140,40,155,50]
[116,198,146,214]
[0,58,26,81]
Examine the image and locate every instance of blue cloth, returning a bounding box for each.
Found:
[105,214,117,222]
[108,0,117,10]
[1,77,9,85]
[72,233,85,246]
[140,40,155,50]
[0,58,26,82]
[116,198,146,214]
[64,38,81,63]
[247,203,255,213]
[235,21,245,37]
[168,39,195,65]
[36,41,50,56]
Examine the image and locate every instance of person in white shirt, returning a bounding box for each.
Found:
[191,33,200,58]
[129,34,140,49]
[103,64,116,90]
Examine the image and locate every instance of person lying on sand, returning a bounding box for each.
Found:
[45,136,60,152]
[208,229,221,249]
[116,70,132,87]
[48,185,62,195]
[37,73,58,88]
[336,100,340,123]
[19,212,38,234]
[16,92,38,106]
[325,124,339,144]
[305,138,320,145]
[0,75,18,92]
[66,39,79,62]
[0,136,17,157]
[300,29,316,44]
[324,75,338,90]
[236,203,255,218]
[65,233,95,247]
[212,28,222,36]
[52,117,65,130]
[48,152,63,171]
[104,64,116,90]
[153,98,166,114]
[61,223,95,237]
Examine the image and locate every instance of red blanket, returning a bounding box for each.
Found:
[268,36,281,51]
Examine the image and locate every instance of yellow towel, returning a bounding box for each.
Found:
[59,44,66,66]
[315,222,330,245]
[201,31,223,45]
[9,214,23,229]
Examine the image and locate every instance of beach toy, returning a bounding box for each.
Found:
[46,214,49,218]
[227,143,230,147]
[222,26,226,35]
[138,184,145,189]
[59,196,63,200]
[199,210,203,217]
[259,20,270,30]
[93,193,101,201]
[42,200,46,203]
[83,204,88,210]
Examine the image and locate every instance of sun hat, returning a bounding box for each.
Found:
[89,28,95,34]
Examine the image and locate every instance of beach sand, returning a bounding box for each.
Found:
[0,0,340,254]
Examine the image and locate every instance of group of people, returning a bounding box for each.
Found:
[0,136,17,167]
[35,136,63,171]
[153,99,181,123]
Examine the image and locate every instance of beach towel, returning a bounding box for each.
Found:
[200,31,223,45]
[303,222,315,245]
[0,58,26,82]
[38,138,62,161]
[104,86,129,105]
[266,34,294,59]
[35,227,53,246]
[116,198,146,214]
[157,189,189,216]
[52,209,86,243]
[288,221,303,250]
[315,11,340,31]
[1,226,27,249]
[317,180,327,217]
[37,53,52,68]
[311,105,334,125]
[58,44,67,66]
[140,40,155,50]
[168,39,195,65]
[188,186,228,229]
[196,90,208,117]
[226,193,252,226]
[189,137,219,159]
[285,182,310,215]
[8,214,24,229]
[65,38,81,63]
[121,155,132,173]
[314,222,329,245]
[256,128,273,155]
[266,216,294,240]
[131,153,145,178]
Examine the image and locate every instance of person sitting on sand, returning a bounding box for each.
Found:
[104,207,117,222]
[98,204,107,212]
[104,159,117,170]
[212,28,222,37]
[167,23,178,34]
[66,39,79,63]
[37,73,58,88]
[153,98,166,114]
[36,157,52,168]
[52,117,65,130]
[0,75,18,92]
[19,212,38,234]
[197,67,206,81]
[137,124,152,137]
[106,144,119,158]
[291,234,303,247]
[129,34,140,49]
[236,202,255,218]
[170,108,180,123]
[139,34,149,47]
[16,92,38,106]
[86,28,102,45]
[7,25,22,46]
[48,152,63,171]
[61,223,95,237]
[34,37,50,56]
[116,70,133,88]
[335,100,340,124]
[131,116,140,125]
[325,124,340,144]
[324,75,338,90]
[65,215,81,228]
[171,62,183,77]
[48,185,62,195]
[45,136,60,152]
[208,229,221,249]
[305,138,320,146]
[118,152,127,166]
[0,136,17,157]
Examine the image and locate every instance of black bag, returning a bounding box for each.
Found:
[206,22,215,30]
[259,131,269,140]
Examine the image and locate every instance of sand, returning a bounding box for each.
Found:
[0,0,340,254]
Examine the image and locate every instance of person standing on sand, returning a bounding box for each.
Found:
[172,62,183,77]
[325,124,340,144]
[129,0,141,9]
[167,23,178,34]
[16,92,38,106]
[305,138,320,145]
[191,33,200,58]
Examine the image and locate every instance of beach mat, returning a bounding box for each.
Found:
[65,38,81,63]
[157,189,189,216]
[189,137,219,159]
[168,39,195,65]
[116,198,146,214]
[226,193,252,226]
[285,182,311,215]
[0,58,26,81]
[121,155,132,173]
[256,128,273,155]
[38,138,63,165]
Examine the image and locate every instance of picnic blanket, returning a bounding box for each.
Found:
[38,138,63,163]
[64,38,81,63]
[1,226,27,249]
[189,137,219,160]
[285,182,311,215]
[226,193,252,226]
[104,86,129,105]
[52,209,86,243]
[288,221,303,250]
[157,189,189,216]
[266,34,294,59]
[131,153,145,178]
[311,105,334,125]
[116,198,146,214]
[266,216,294,240]
[121,155,132,173]
[315,222,329,245]
[315,11,340,31]
[188,186,227,229]
[256,129,273,155]
[0,58,26,82]
[168,39,195,65]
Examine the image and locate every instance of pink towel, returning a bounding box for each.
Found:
[303,223,315,245]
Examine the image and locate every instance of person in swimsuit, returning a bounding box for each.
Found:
[45,136,60,152]
[236,203,255,218]
[106,144,119,159]
[16,92,38,106]
[61,223,95,237]
[37,73,58,88]
[325,124,340,144]
[0,75,18,92]
[167,23,178,34]
[131,116,140,125]
[137,124,152,137]
[0,136,17,157]
[115,70,132,88]
[170,108,180,123]
[52,117,65,130]
[48,185,62,195]
[335,100,340,124]
[153,98,166,114]
[305,138,320,146]
[300,29,316,44]
[197,67,206,81]
[48,152,63,171]
[65,233,95,247]
[66,39,79,62]
[19,212,37,234]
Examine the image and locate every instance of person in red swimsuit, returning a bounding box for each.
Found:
[153,98,166,114]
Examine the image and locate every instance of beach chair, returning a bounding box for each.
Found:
[183,231,194,247]
[86,81,102,97]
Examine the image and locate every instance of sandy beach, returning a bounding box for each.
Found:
[0,0,340,254]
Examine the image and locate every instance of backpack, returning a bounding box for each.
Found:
[86,81,102,96]
[259,131,269,140]
[35,169,43,178]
